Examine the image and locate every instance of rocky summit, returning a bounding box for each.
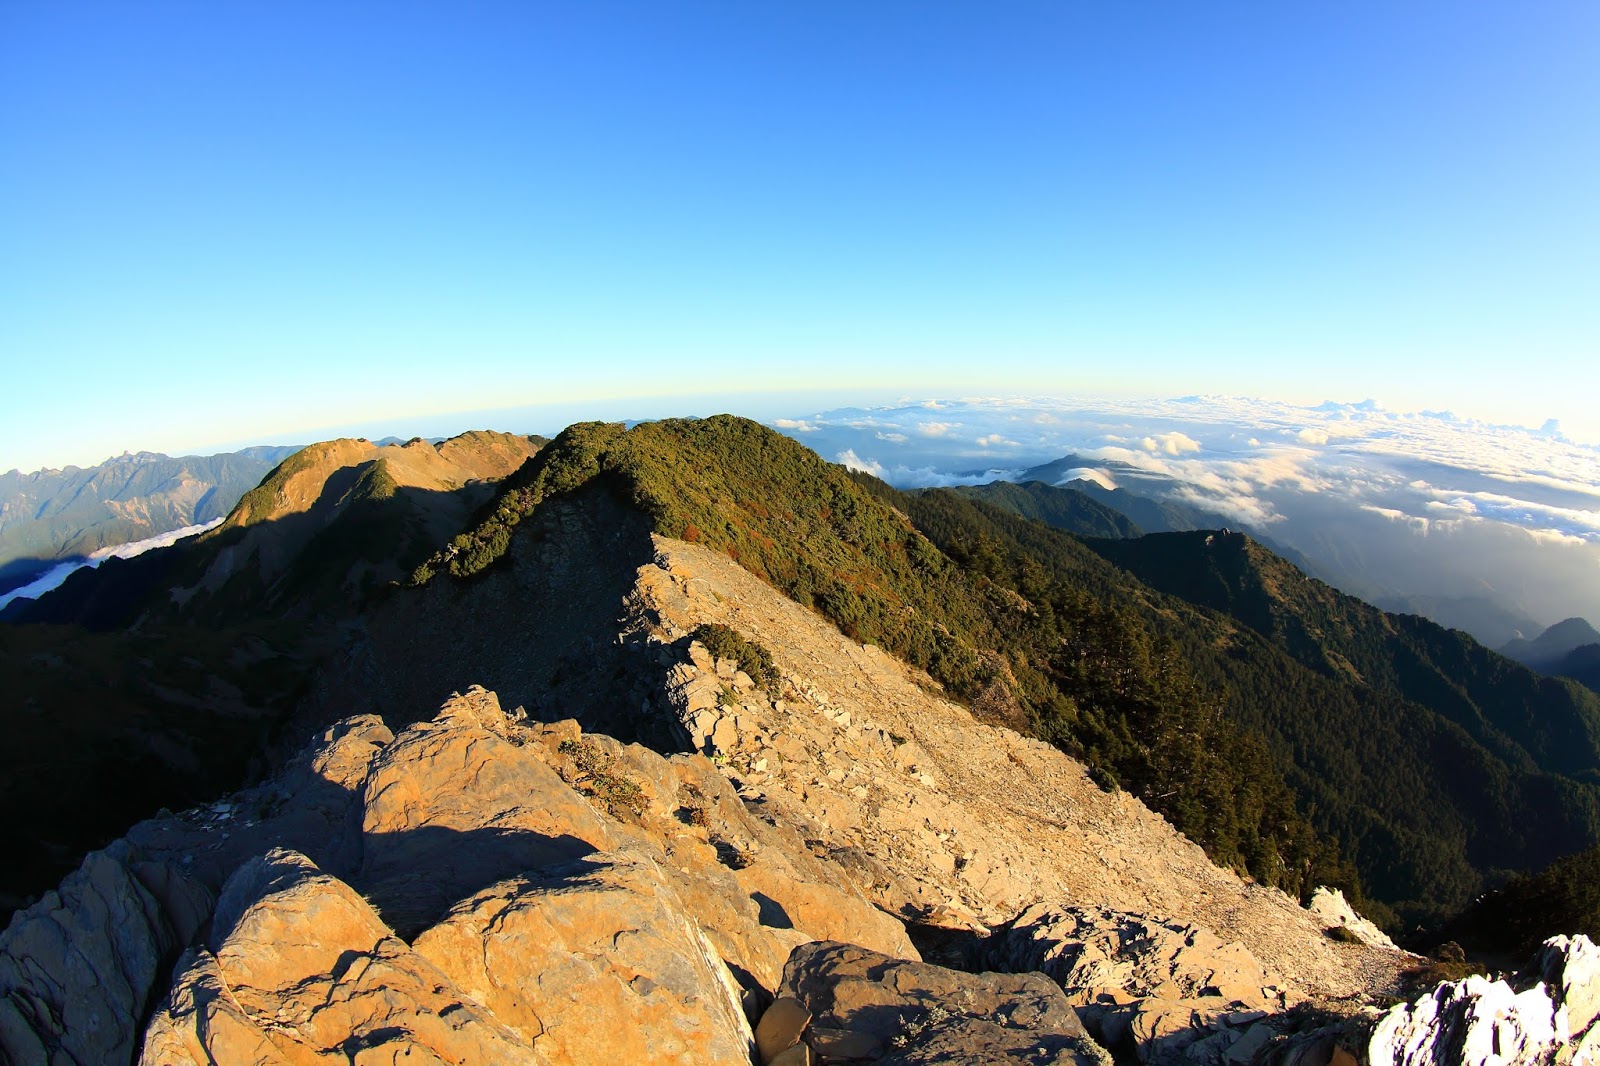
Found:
[5,533,1600,1064]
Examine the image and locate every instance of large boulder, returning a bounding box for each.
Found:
[778,939,1112,1065]
[139,849,545,1064]
[1534,934,1600,1039]
[0,713,394,1066]
[357,687,614,933]
[412,849,754,1065]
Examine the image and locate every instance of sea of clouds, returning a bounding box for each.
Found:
[768,396,1600,642]
[0,519,223,611]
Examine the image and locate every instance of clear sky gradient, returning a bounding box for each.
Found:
[3,3,1597,472]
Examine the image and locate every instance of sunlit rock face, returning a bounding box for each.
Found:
[1365,935,1600,1066]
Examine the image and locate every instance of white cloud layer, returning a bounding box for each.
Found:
[0,519,223,610]
[773,396,1600,633]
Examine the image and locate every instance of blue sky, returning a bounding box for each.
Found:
[3,2,1597,472]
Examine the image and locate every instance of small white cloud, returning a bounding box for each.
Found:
[834,449,885,477]
[1525,527,1588,547]
[771,418,817,432]
[1359,504,1434,534]
[1172,484,1282,526]
[1139,432,1201,456]
[875,431,909,443]
[917,421,957,437]
[1297,428,1331,446]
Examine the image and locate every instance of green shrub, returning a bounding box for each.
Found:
[690,623,778,691]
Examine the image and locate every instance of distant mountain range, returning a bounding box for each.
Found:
[1002,452,1569,650]
[0,446,301,596]
[1501,617,1600,695]
[1006,462,1327,578]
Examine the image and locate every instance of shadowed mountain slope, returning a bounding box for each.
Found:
[1086,531,1600,781]
[0,431,542,915]
[877,485,1600,929]
[2,431,542,629]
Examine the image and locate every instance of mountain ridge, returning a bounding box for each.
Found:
[0,531,1410,1064]
[8,414,1600,1065]
[13,416,1597,931]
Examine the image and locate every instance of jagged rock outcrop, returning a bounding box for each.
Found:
[1539,935,1600,1042]
[140,848,546,1065]
[985,903,1286,1064]
[354,689,614,935]
[1365,935,1600,1066]
[2,686,909,1064]
[1307,889,1402,953]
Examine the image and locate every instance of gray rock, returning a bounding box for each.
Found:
[0,712,393,1066]
[779,940,1112,1066]
[1305,888,1400,952]
[988,902,1285,1064]
[1223,1020,1274,1065]
[757,996,813,1062]
[0,843,200,1066]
